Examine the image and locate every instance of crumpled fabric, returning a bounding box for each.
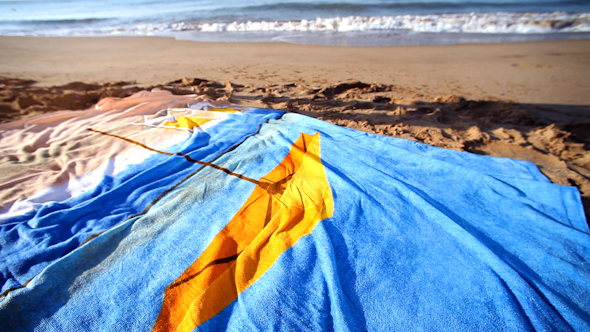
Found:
[0,94,588,331]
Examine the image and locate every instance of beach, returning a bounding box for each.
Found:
[1,36,589,218]
[1,36,590,104]
[2,0,590,327]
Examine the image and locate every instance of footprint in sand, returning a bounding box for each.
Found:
[511,63,559,68]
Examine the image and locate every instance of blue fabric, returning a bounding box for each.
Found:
[0,110,283,294]
[0,111,588,331]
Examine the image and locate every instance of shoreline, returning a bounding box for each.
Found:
[16,30,588,48]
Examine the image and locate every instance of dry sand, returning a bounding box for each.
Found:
[0,36,589,219]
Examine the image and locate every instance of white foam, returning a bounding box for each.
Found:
[81,12,590,35]
[9,11,588,39]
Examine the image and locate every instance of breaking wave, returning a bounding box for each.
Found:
[78,12,590,36]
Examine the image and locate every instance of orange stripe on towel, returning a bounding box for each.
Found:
[152,132,334,332]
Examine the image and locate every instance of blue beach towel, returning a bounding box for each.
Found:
[0,91,588,331]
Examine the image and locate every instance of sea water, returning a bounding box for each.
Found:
[0,0,589,46]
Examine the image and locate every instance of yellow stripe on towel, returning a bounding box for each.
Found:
[163,116,212,129]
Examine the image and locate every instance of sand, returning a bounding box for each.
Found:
[0,36,589,219]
